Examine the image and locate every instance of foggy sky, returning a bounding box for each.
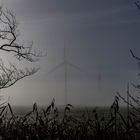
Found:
[0,0,140,106]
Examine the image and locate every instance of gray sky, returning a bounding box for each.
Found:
[0,0,140,106]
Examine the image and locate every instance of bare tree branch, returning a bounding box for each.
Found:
[0,7,44,62]
[134,2,140,10]
[0,60,39,90]
[130,49,140,61]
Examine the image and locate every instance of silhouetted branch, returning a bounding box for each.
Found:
[130,49,140,61]
[134,2,140,10]
[0,7,43,62]
[0,60,39,89]
[116,92,140,113]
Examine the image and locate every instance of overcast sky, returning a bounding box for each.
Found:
[0,0,140,106]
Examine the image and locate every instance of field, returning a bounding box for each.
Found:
[0,98,139,140]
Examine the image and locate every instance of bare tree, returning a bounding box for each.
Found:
[0,6,42,92]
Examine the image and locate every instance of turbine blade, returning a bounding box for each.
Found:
[47,62,65,76]
[67,61,81,71]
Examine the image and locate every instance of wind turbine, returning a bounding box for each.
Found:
[47,41,80,105]
[97,72,102,93]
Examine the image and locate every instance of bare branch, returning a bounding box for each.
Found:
[0,7,43,62]
[0,60,39,90]
[0,6,43,93]
[134,2,140,10]
[130,49,140,61]
[116,92,140,113]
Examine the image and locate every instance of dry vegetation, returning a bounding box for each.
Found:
[0,95,139,140]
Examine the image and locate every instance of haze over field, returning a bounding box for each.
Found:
[0,0,140,106]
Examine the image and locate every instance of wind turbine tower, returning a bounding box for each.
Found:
[48,41,80,105]
[97,72,102,93]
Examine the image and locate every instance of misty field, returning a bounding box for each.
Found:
[0,98,139,140]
